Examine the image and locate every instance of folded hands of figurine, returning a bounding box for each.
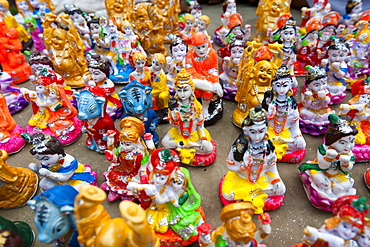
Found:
[339,155,351,168]
[326,149,338,160]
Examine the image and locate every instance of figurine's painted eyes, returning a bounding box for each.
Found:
[88,104,97,114]
[52,219,66,234]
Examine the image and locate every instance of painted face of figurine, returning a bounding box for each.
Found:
[17,1,29,12]
[89,68,106,83]
[328,48,349,63]
[120,141,136,152]
[171,176,185,192]
[352,2,363,14]
[253,61,274,85]
[336,220,360,240]
[357,226,370,247]
[89,23,101,35]
[29,0,41,8]
[34,153,62,166]
[191,8,202,19]
[135,59,146,71]
[243,122,267,143]
[273,78,292,96]
[281,27,295,42]
[330,135,356,154]
[31,63,52,75]
[48,88,58,100]
[194,43,209,58]
[226,2,236,13]
[308,77,327,92]
[270,0,283,17]
[152,172,169,186]
[307,31,319,43]
[123,25,133,35]
[185,19,195,29]
[108,22,117,33]
[358,94,370,105]
[231,26,243,36]
[230,46,244,59]
[70,13,85,25]
[35,84,46,94]
[197,20,207,32]
[176,84,193,101]
[51,29,67,50]
[355,42,369,59]
[172,43,187,62]
[151,59,162,72]
[320,32,331,43]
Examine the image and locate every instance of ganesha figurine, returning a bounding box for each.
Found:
[299,65,335,135]
[298,114,358,212]
[220,105,286,212]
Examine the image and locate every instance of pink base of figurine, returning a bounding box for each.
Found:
[84,164,98,186]
[299,119,329,136]
[0,125,26,154]
[352,144,370,162]
[180,140,217,167]
[329,93,346,105]
[218,175,284,212]
[100,180,136,202]
[25,117,82,146]
[278,149,306,163]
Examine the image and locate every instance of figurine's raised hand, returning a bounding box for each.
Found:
[304,90,313,98]
[318,90,327,99]
[303,226,319,246]
[339,155,352,169]
[326,149,338,160]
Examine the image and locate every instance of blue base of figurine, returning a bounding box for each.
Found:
[110,63,134,84]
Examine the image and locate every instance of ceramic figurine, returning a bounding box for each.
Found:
[105,0,135,25]
[74,184,160,247]
[22,132,97,191]
[265,64,306,163]
[74,86,120,153]
[356,218,370,247]
[118,80,159,145]
[0,149,37,209]
[219,39,246,100]
[28,0,54,32]
[28,185,79,246]
[21,70,82,146]
[253,0,291,43]
[297,195,368,246]
[127,148,204,246]
[220,105,286,212]
[15,0,46,52]
[339,78,370,162]
[186,32,223,125]
[100,116,151,202]
[301,0,331,24]
[150,53,171,123]
[298,65,335,135]
[298,114,358,212]
[213,0,237,46]
[87,14,110,61]
[343,0,363,27]
[162,69,216,166]
[0,69,28,114]
[180,13,196,45]
[88,57,123,120]
[152,0,180,41]
[166,35,188,94]
[0,14,32,84]
[232,42,283,128]
[129,51,151,85]
[0,93,26,154]
[0,216,35,247]
[43,12,89,88]
[196,15,211,42]
[198,202,271,247]
[320,11,340,37]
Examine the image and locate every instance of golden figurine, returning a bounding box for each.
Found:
[43,13,89,88]
[0,149,38,209]
[232,41,283,127]
[74,184,160,247]
[105,0,135,25]
[152,0,180,40]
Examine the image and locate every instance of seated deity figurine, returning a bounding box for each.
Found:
[86,14,110,61]
[180,13,196,46]
[265,64,306,163]
[186,32,223,125]
[213,0,237,46]
[343,0,363,27]
[162,69,216,167]
[298,114,358,212]
[220,105,286,212]
[298,65,335,135]
[129,51,151,86]
[0,69,28,114]
[356,218,370,247]
[322,38,350,104]
[22,133,97,192]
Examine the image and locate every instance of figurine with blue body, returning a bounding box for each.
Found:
[74,86,120,153]
[298,114,357,212]
[27,185,79,247]
[22,132,97,191]
[162,69,216,166]
[220,105,286,212]
[118,80,159,145]
[0,215,35,247]
[322,38,350,104]
[299,65,335,135]
[265,64,306,163]
[88,57,123,120]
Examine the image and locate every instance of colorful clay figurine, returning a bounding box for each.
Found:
[74,184,160,247]
[28,185,79,246]
[0,14,32,84]
[180,13,195,45]
[343,0,363,26]
[298,114,358,212]
[299,195,368,246]
[43,12,89,88]
[23,132,97,191]
[0,69,28,114]
[162,69,216,166]
[118,80,159,145]
[0,93,26,154]
[301,0,331,24]
[322,37,349,104]
[186,32,223,125]
[219,39,246,100]
[127,148,204,246]
[198,202,271,247]
[88,57,123,120]
[232,42,283,127]
[87,14,110,61]
[28,0,54,32]
[74,86,120,153]
[101,116,151,202]
[129,50,151,86]
[356,218,370,247]
[21,70,82,146]
[152,0,180,41]
[0,149,37,209]
[220,105,286,212]
[196,15,211,42]
[265,64,306,163]
[0,216,35,247]
[15,0,46,52]
[298,65,335,135]
[105,0,135,24]
[213,0,237,46]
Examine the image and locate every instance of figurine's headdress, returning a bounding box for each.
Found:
[332,195,368,230]
[254,45,273,63]
[242,105,267,127]
[305,65,327,83]
[325,114,358,146]
[346,0,362,13]
[21,133,65,156]
[351,78,370,96]
[227,13,242,29]
[355,22,370,44]
[359,10,370,22]
[276,14,295,29]
[321,11,340,27]
[35,68,63,86]
[64,4,83,15]
[175,68,195,90]
[272,64,291,81]
[305,17,322,33]
[88,58,110,78]
[151,148,180,175]
[328,37,350,51]
[191,32,210,47]
[229,38,247,50]
[119,117,145,143]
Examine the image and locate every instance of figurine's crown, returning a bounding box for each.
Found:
[277,14,295,29]
[347,0,362,9]
[175,68,195,89]
[119,117,145,143]
[229,38,246,49]
[64,4,80,13]
[254,45,273,62]
[327,114,354,135]
[273,64,291,80]
[242,105,267,127]
[305,65,326,81]
[328,37,349,51]
[321,11,340,27]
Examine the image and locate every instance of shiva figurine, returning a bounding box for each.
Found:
[74,86,120,153]
[220,105,286,212]
[265,64,306,163]
[298,114,357,211]
[22,132,97,192]
[298,65,335,135]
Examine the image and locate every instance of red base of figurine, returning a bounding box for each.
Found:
[364,168,370,190]
[218,175,284,212]
[278,149,306,163]
[0,125,26,154]
[6,63,32,84]
[180,140,217,167]
[352,144,370,162]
